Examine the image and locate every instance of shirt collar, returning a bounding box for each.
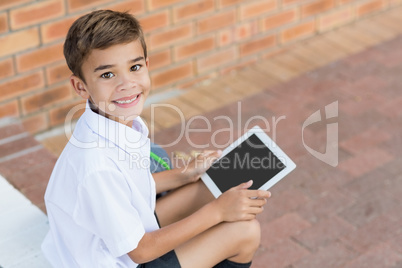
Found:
[82,101,150,155]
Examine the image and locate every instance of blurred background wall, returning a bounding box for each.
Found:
[0,0,400,135]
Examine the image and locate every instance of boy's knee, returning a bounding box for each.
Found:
[227,220,261,263]
[245,219,261,247]
[231,220,261,249]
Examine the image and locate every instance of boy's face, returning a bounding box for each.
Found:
[71,40,150,126]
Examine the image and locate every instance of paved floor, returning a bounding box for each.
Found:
[1,6,402,268]
[152,34,402,267]
[147,8,402,268]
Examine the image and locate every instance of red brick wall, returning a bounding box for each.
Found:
[0,0,400,134]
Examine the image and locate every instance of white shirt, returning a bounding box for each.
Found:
[42,102,159,267]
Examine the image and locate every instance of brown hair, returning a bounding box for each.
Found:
[64,10,147,83]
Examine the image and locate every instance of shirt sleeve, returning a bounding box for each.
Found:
[73,168,145,257]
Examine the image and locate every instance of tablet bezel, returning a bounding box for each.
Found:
[200,126,296,198]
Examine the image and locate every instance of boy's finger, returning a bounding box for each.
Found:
[200,150,222,156]
[246,190,271,198]
[249,198,267,207]
[234,180,253,190]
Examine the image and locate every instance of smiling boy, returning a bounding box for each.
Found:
[42,10,270,268]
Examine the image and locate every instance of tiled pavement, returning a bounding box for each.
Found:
[1,6,402,268]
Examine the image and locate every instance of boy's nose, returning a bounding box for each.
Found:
[116,73,136,91]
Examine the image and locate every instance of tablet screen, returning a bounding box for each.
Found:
[206,134,286,193]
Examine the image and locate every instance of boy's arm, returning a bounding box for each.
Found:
[128,180,271,264]
[152,168,191,194]
[153,150,221,194]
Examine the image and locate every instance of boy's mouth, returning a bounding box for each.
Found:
[113,93,141,104]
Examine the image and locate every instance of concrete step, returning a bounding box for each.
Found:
[0,175,50,268]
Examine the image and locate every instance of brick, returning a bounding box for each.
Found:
[41,16,77,44]
[0,28,40,58]
[293,216,355,250]
[68,0,114,12]
[175,36,215,61]
[139,10,169,33]
[281,20,316,43]
[0,58,14,80]
[197,47,237,73]
[46,62,72,85]
[49,99,85,126]
[148,24,192,50]
[22,113,48,134]
[217,22,259,47]
[6,158,53,189]
[338,148,393,178]
[262,47,287,60]
[148,0,182,10]
[0,135,39,159]
[343,243,402,268]
[0,0,31,11]
[220,58,256,75]
[177,72,217,90]
[318,6,354,32]
[262,9,297,31]
[239,0,277,20]
[0,147,55,188]
[21,83,72,114]
[282,0,299,6]
[292,241,358,268]
[236,21,259,40]
[340,127,391,155]
[387,233,402,254]
[240,34,276,56]
[151,62,193,88]
[390,0,402,5]
[0,12,8,34]
[40,133,70,157]
[340,188,400,227]
[10,0,65,30]
[106,0,145,15]
[21,182,49,211]
[148,50,171,71]
[0,122,25,141]
[219,0,247,7]
[0,100,19,118]
[173,0,214,22]
[161,96,204,119]
[254,238,310,268]
[0,71,44,102]
[260,213,311,246]
[340,215,401,253]
[301,0,335,18]
[218,29,234,47]
[16,43,64,73]
[357,0,386,17]
[179,88,223,114]
[197,10,236,34]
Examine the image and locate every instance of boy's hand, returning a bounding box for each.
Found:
[213,180,271,222]
[182,150,222,183]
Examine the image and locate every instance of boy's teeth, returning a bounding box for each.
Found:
[115,95,138,104]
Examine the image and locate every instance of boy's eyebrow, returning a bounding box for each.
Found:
[94,56,145,72]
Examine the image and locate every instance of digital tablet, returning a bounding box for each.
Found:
[201,126,296,198]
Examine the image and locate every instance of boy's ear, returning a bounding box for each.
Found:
[70,75,90,100]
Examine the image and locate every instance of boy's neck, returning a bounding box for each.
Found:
[88,100,134,128]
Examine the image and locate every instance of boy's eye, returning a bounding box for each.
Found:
[131,64,142,72]
[101,72,114,79]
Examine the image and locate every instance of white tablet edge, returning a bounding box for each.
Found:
[201,126,296,198]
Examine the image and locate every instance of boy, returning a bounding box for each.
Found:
[42,10,271,268]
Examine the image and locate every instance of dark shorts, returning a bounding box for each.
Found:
[137,213,181,267]
[136,250,181,268]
